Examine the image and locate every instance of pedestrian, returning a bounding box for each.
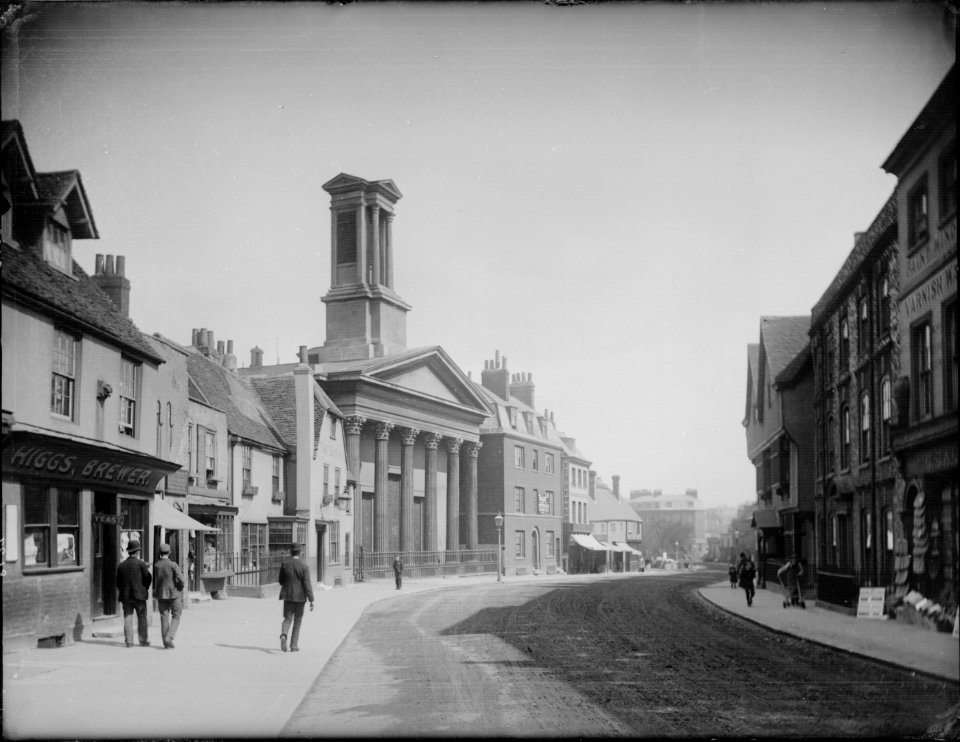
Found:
[728,562,738,589]
[392,553,403,590]
[737,552,757,607]
[777,554,804,605]
[115,539,152,647]
[153,543,185,649]
[278,544,314,653]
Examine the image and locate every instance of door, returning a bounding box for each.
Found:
[316,523,326,583]
[361,492,374,554]
[92,492,118,617]
[531,529,540,571]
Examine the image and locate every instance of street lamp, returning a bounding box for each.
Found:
[494,512,504,582]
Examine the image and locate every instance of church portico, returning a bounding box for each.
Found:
[303,172,492,579]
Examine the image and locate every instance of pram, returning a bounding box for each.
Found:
[777,563,806,609]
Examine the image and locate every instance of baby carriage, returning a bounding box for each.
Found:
[777,561,806,609]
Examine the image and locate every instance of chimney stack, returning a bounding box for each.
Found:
[90,253,131,316]
[299,345,308,364]
[509,371,535,408]
[251,346,263,370]
[480,349,510,401]
[612,475,621,500]
[222,339,237,372]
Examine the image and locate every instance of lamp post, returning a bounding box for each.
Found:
[495,512,504,582]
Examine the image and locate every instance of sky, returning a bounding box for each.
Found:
[4,1,954,509]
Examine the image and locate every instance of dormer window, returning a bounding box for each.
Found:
[508,407,517,428]
[43,220,72,275]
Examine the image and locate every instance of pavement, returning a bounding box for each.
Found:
[3,569,957,739]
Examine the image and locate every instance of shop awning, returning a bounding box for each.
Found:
[613,541,644,556]
[751,509,781,530]
[152,497,217,531]
[571,534,612,551]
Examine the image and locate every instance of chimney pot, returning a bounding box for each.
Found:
[116,255,125,277]
[217,340,225,356]
[192,329,200,346]
[199,328,208,348]
[95,254,104,275]
[227,339,234,354]
[104,255,115,275]
[208,330,215,353]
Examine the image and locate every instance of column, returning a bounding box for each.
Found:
[374,421,393,553]
[357,203,367,285]
[371,204,381,286]
[446,438,462,552]
[385,213,394,288]
[330,208,338,285]
[424,433,441,552]
[344,416,365,552]
[463,441,482,550]
[399,427,418,551]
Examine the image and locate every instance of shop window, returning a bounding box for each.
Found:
[911,320,933,420]
[241,523,266,570]
[119,498,147,561]
[198,512,234,572]
[118,358,140,437]
[514,530,525,559]
[51,330,78,420]
[269,520,306,556]
[23,486,79,569]
[514,486,525,513]
[939,144,956,219]
[944,300,957,412]
[329,521,340,564]
[908,177,929,248]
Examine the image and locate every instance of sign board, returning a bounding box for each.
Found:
[856,587,886,619]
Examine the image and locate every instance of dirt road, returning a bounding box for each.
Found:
[283,571,957,737]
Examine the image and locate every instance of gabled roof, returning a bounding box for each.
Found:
[776,342,812,389]
[321,172,402,202]
[810,195,897,328]
[759,317,809,380]
[744,343,760,425]
[591,484,642,523]
[251,372,344,450]
[320,345,492,413]
[1,120,39,201]
[186,351,286,452]
[559,435,591,464]
[36,170,98,239]
[1,244,163,364]
[882,64,956,176]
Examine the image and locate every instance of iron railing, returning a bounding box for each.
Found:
[354,548,497,581]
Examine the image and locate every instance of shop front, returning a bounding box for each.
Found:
[2,431,179,649]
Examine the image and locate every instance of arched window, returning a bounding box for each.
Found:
[860,391,871,462]
[880,377,891,454]
[840,405,851,469]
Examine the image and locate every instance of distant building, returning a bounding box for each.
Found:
[629,488,706,560]
[559,432,592,573]
[589,475,643,571]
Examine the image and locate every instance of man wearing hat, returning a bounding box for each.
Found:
[115,539,153,647]
[153,543,185,649]
[277,544,314,652]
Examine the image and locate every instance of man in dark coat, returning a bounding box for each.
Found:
[392,554,403,590]
[153,543,185,649]
[116,539,152,647]
[737,552,757,607]
[278,544,314,652]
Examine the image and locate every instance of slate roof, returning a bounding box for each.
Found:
[759,317,810,380]
[776,342,812,389]
[882,64,956,176]
[591,484,642,523]
[745,343,760,423]
[1,243,163,364]
[186,350,286,451]
[810,195,897,328]
[471,380,565,447]
[312,345,438,375]
[559,435,591,464]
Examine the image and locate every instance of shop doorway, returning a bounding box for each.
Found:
[316,523,327,583]
[92,492,119,618]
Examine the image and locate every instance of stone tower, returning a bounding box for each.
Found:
[314,173,411,362]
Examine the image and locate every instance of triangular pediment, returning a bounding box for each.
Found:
[365,347,489,411]
[322,172,403,201]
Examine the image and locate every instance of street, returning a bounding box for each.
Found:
[284,568,957,737]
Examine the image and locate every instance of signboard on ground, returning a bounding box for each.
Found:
[856,587,886,619]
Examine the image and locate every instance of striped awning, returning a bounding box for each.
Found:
[571,533,612,551]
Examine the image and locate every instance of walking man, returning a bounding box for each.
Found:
[278,544,314,653]
[392,553,403,590]
[153,543,185,649]
[737,552,757,607]
[116,540,152,647]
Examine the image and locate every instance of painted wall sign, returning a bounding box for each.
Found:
[902,259,957,322]
[2,433,178,495]
[905,216,956,282]
[856,587,886,619]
